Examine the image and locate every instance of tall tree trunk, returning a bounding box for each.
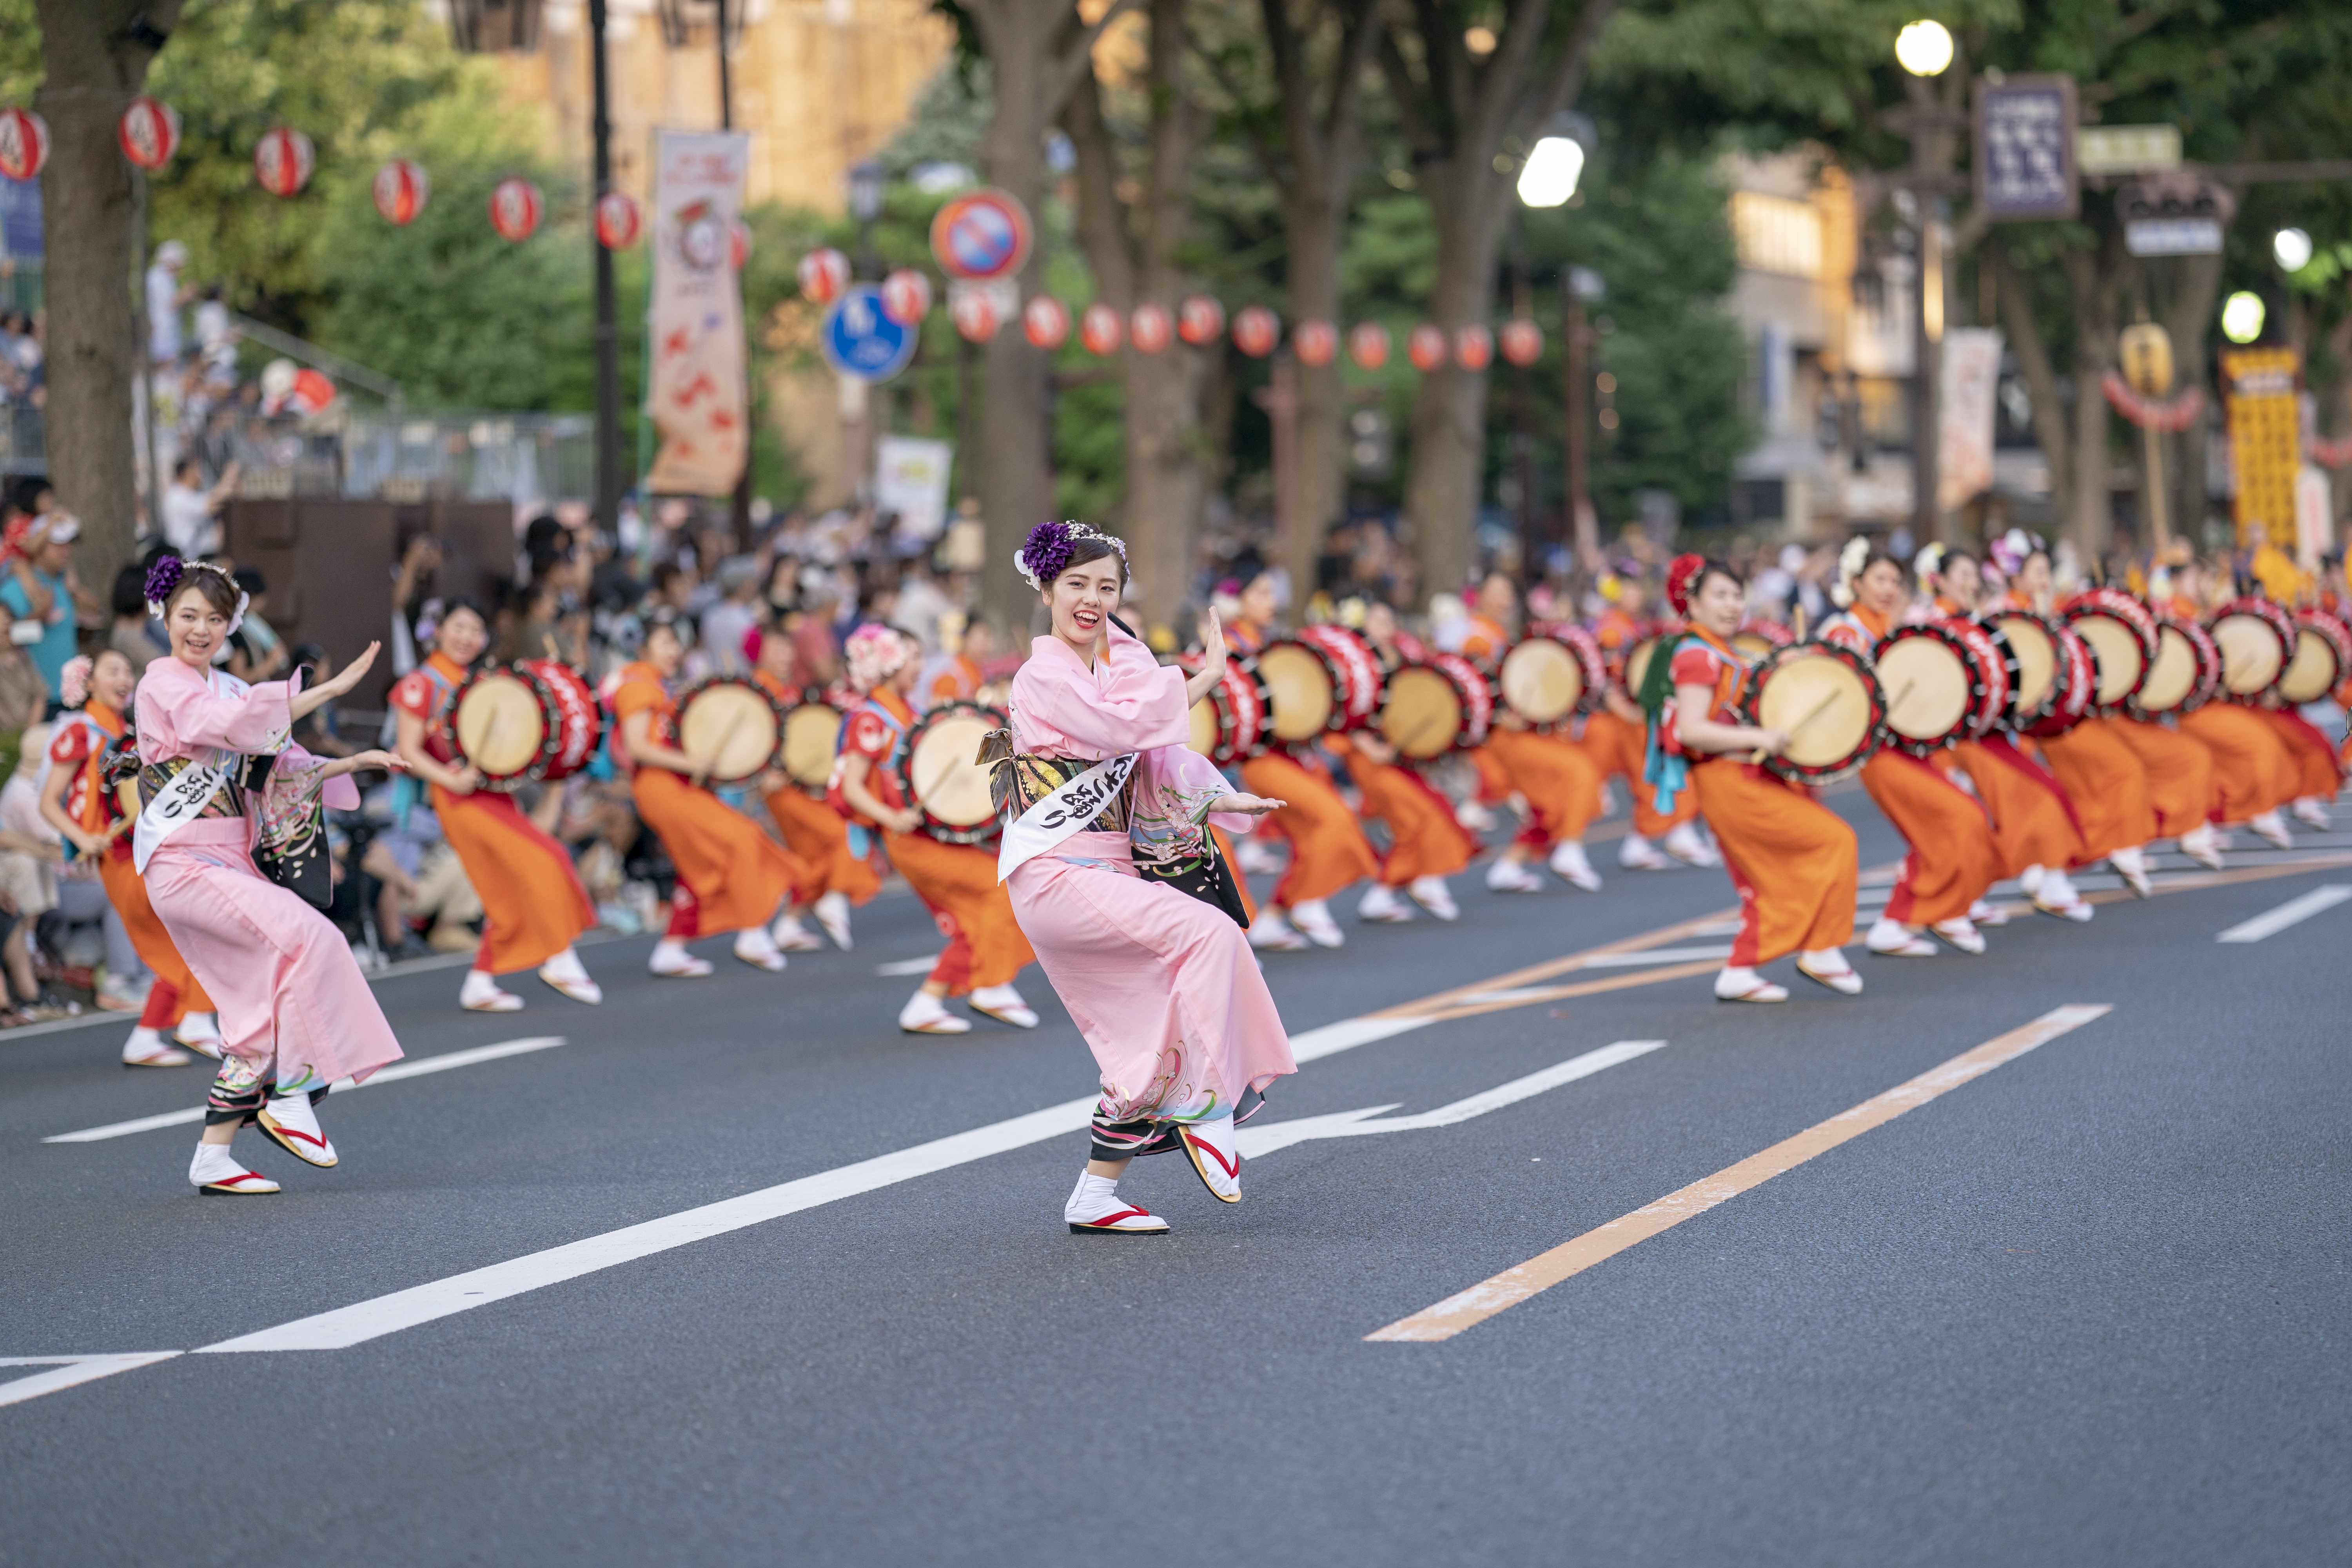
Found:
[2153,247,2224,548]
[1399,194,1507,599]
[2062,235,2123,564]
[1987,236,2074,519]
[32,0,182,601]
[1281,169,1347,603]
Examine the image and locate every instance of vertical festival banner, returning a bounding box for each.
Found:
[645,129,751,496]
[1936,327,2003,511]
[2220,347,2301,546]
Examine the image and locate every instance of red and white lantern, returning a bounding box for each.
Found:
[374,159,430,226]
[1080,301,1124,356]
[1292,319,1338,368]
[1500,318,1543,367]
[798,247,851,304]
[1406,324,1448,372]
[729,218,752,271]
[0,108,47,183]
[1347,322,1390,370]
[1453,324,1494,371]
[594,191,641,249]
[1023,295,1069,350]
[1232,305,1279,358]
[488,178,543,241]
[880,268,932,325]
[1178,294,1225,347]
[1129,302,1173,354]
[951,288,998,342]
[252,127,315,198]
[117,97,179,171]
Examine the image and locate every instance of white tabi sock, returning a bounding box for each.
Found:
[1065,1171,1119,1222]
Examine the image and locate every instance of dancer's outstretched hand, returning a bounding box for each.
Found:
[1209,793,1283,816]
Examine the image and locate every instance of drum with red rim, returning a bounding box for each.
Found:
[1984,610,2072,731]
[2207,596,2297,702]
[666,675,788,783]
[2060,588,2159,713]
[1728,619,1795,663]
[1256,629,1377,744]
[1739,640,1885,785]
[1872,622,1993,756]
[446,659,603,790]
[1941,618,2017,740]
[1295,625,1384,728]
[896,700,1006,846]
[1498,627,1606,730]
[779,695,845,797]
[2022,622,2097,738]
[1377,653,1493,760]
[2129,616,2220,717]
[2278,608,2352,704]
[1185,659,1269,766]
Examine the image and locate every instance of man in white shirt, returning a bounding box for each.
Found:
[159,457,237,558]
[146,240,191,367]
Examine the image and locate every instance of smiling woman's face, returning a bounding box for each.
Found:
[1044,556,1123,654]
[168,591,230,667]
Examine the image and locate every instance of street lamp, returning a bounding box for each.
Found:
[849,158,887,279]
[1516,136,1584,209]
[2273,227,2314,272]
[2221,291,2267,344]
[1895,19,1954,76]
[1888,17,1961,544]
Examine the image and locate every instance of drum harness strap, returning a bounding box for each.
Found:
[835,696,913,860]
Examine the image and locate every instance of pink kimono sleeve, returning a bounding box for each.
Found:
[1022,626,1189,756]
[135,664,297,761]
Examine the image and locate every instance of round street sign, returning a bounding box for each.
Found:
[929,188,1034,281]
[822,284,918,382]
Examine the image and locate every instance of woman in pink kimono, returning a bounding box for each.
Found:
[999,521,1296,1236]
[134,558,409,1195]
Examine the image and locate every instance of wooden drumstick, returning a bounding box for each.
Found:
[1749,686,1844,764]
[1880,678,1918,730]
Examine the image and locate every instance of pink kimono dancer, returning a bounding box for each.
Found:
[1006,625,1296,1161]
[136,659,404,1127]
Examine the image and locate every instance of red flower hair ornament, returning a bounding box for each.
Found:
[1664,553,1706,617]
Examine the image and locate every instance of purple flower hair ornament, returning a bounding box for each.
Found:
[143,555,185,616]
[1014,519,1127,592]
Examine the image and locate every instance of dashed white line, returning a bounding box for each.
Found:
[1239,1040,1667,1159]
[2215,885,2352,943]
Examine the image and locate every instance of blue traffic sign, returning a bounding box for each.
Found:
[820,284,918,382]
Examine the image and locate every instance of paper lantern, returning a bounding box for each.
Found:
[1023,295,1069,350]
[1500,318,1543,367]
[488,178,543,241]
[0,109,47,182]
[1453,325,1494,371]
[374,159,430,226]
[1347,322,1390,370]
[798,247,851,304]
[1178,294,1225,347]
[594,191,641,249]
[880,269,932,326]
[951,288,998,342]
[252,128,315,198]
[1129,303,1173,354]
[1232,305,1279,358]
[1293,319,1338,368]
[117,97,179,171]
[1080,301,1124,356]
[730,218,752,270]
[1406,324,1448,372]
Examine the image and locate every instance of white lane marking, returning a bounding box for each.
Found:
[1688,919,1745,937]
[2216,885,2352,943]
[1289,1014,1432,1063]
[41,1037,568,1144]
[0,1353,181,1408]
[1238,1040,1668,1159]
[874,955,943,976]
[1575,946,1734,967]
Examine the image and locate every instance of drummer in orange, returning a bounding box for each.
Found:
[1459,573,1609,894]
[1456,573,1521,827]
[2166,561,2301,847]
[611,610,799,977]
[1224,571,1380,950]
[923,615,994,708]
[388,601,603,1011]
[833,624,1039,1034]
[1820,547,2005,956]
[1581,576,1717,871]
[748,621,877,951]
[1654,554,1860,1000]
[37,650,221,1066]
[2254,697,2342,830]
[1343,601,1473,921]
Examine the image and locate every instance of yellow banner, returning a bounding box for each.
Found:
[2220,347,2301,548]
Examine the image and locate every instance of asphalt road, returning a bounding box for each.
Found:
[4,784,2349,1567]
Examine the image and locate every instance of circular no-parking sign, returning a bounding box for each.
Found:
[928,188,1034,282]
[821,285,918,382]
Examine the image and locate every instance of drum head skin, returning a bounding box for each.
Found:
[1257,642,1335,741]
[1991,613,2056,714]
[2211,613,2285,695]
[905,708,1000,832]
[1753,655,1876,771]
[1499,639,1584,724]
[1624,638,1659,698]
[781,704,843,791]
[1379,665,1463,760]
[1874,635,1971,746]
[2136,626,2198,713]
[454,671,547,778]
[2279,628,2338,704]
[1187,697,1221,759]
[679,682,781,782]
[2072,615,2145,706]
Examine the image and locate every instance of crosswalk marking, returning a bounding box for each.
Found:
[2215,885,2352,944]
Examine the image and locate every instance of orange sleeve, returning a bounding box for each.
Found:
[609,677,664,725]
[47,724,92,768]
[387,670,440,720]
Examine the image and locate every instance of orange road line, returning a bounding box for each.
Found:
[1365,1004,2112,1343]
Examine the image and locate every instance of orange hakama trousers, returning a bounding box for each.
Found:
[98,849,212,1029]
[1947,738,2087,875]
[2035,719,2157,857]
[2109,720,2219,838]
[1240,752,1380,908]
[633,769,800,936]
[1583,709,1702,838]
[883,829,1034,995]
[1860,751,2004,926]
[2258,707,2343,802]
[2178,704,2297,824]
[434,784,597,975]
[1690,759,1857,967]
[764,784,883,906]
[1484,728,1603,851]
[1343,751,1477,886]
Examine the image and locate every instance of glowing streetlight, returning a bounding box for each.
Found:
[1516,136,1586,208]
[1895,19,1955,76]
[2221,291,2267,344]
[2273,227,2314,272]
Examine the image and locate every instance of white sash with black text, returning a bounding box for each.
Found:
[995,753,1137,883]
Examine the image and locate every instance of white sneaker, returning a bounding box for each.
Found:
[733,926,788,973]
[2292,797,2331,830]
[1289,898,1345,947]
[899,989,971,1034]
[1714,965,1787,1002]
[1486,857,1545,893]
[257,1093,338,1168]
[1930,916,1987,955]
[649,939,714,978]
[1866,916,1939,957]
[1548,840,1602,891]
[190,1143,279,1195]
[1967,898,2009,928]
[1797,948,1864,995]
[177,1012,224,1060]
[1247,910,1312,951]
[1407,876,1459,921]
[2109,844,2153,898]
[1454,800,1498,833]
[1065,1173,1169,1235]
[121,1026,192,1068]
[2178,822,2225,871]
[2249,810,2294,850]
[537,947,603,1005]
[1664,820,1721,867]
[769,913,824,953]
[1178,1115,1243,1203]
[460,968,524,1012]
[969,982,1039,1028]
[1618,833,1671,871]
[1357,884,1416,923]
[813,889,854,950]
